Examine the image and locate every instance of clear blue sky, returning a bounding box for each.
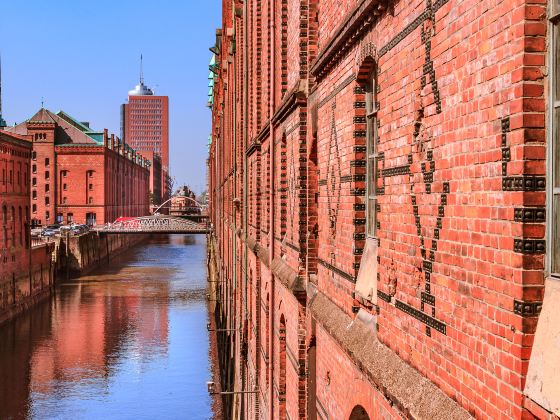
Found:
[0,0,221,194]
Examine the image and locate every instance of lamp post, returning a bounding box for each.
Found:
[206,381,258,395]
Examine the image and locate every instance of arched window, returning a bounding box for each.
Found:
[18,207,22,246]
[349,405,370,420]
[365,67,378,238]
[11,207,15,245]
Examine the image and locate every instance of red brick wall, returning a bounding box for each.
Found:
[0,132,54,326]
[0,132,32,278]
[29,123,56,225]
[55,144,149,225]
[211,0,551,418]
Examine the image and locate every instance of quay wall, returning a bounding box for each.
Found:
[56,232,147,278]
[0,232,146,326]
[0,243,56,326]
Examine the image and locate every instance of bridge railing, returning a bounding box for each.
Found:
[95,215,210,233]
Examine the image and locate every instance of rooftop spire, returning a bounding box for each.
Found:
[0,54,6,129]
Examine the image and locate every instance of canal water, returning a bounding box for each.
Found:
[0,235,216,420]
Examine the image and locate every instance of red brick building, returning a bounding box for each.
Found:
[208,0,559,418]
[0,131,31,277]
[121,72,170,204]
[142,151,162,210]
[0,130,55,325]
[6,108,150,226]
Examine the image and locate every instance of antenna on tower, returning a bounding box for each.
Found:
[0,54,6,128]
[140,54,144,85]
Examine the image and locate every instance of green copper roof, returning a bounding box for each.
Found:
[88,133,104,143]
[55,110,104,145]
[209,54,218,74]
[56,111,92,133]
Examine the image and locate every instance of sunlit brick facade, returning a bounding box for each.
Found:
[6,109,150,226]
[0,131,31,275]
[209,0,560,419]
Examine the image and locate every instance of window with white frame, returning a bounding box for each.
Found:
[551,4,560,277]
[365,69,379,238]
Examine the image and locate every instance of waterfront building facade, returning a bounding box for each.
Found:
[6,108,150,226]
[0,130,55,324]
[121,73,170,203]
[0,131,32,278]
[208,0,558,418]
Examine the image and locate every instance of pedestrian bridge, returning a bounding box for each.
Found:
[96,215,210,234]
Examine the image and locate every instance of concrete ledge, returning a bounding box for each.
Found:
[246,234,271,268]
[270,257,305,294]
[309,288,472,420]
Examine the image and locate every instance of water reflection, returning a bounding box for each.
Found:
[0,234,212,420]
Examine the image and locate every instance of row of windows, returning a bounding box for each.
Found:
[53,212,95,224]
[1,205,28,248]
[129,111,162,116]
[129,103,163,109]
[58,197,94,205]
[1,169,26,187]
[0,148,29,158]
[31,154,50,167]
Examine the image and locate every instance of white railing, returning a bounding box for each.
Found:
[97,215,209,233]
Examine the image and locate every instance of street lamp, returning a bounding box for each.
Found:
[206,321,239,332]
[206,381,258,395]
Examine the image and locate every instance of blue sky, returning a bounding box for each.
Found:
[0,0,221,194]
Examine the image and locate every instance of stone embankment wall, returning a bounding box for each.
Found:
[56,232,146,278]
[0,232,145,326]
[0,243,56,326]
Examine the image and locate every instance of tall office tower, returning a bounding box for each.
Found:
[122,57,169,203]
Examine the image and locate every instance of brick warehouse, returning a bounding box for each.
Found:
[0,130,55,325]
[208,0,559,419]
[6,108,150,226]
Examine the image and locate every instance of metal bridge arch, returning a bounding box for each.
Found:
[100,215,209,234]
[155,195,205,214]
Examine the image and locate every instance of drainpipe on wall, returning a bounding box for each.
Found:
[242,0,249,418]
[231,5,240,419]
[269,1,276,418]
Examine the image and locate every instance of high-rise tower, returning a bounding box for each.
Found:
[122,56,169,203]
